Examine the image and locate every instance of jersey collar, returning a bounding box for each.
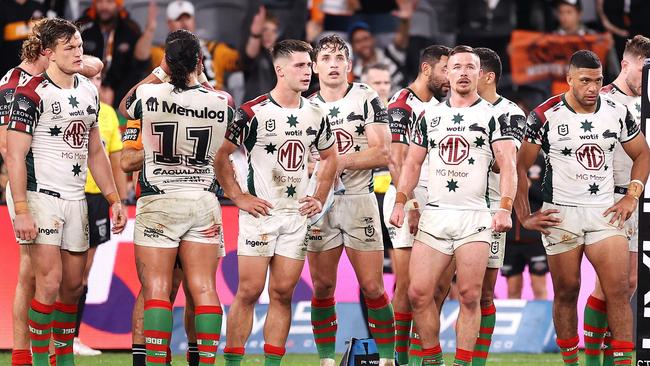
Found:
[445,97,482,108]
[316,83,353,103]
[267,92,303,108]
[561,93,601,114]
[42,72,79,89]
[405,87,424,102]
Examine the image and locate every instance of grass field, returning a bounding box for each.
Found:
[0,352,574,365]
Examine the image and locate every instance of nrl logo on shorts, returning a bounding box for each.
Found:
[265,119,275,132]
[365,225,375,237]
[558,124,569,136]
[52,101,61,115]
[430,116,441,128]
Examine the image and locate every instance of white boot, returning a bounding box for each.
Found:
[320,358,336,366]
[73,338,102,356]
[379,358,395,366]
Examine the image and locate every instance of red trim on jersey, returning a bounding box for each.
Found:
[239,94,268,120]
[0,68,23,122]
[15,75,45,107]
[600,84,614,94]
[531,94,562,125]
[387,88,413,113]
[212,89,235,109]
[306,91,318,100]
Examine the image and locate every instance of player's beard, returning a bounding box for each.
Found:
[625,75,641,97]
[428,75,449,101]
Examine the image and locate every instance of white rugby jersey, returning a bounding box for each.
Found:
[225,94,335,213]
[388,87,433,188]
[8,73,99,200]
[526,94,639,207]
[600,83,641,187]
[487,96,527,205]
[412,98,514,210]
[310,83,388,194]
[125,83,233,196]
[0,67,32,124]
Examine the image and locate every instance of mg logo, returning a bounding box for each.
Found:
[64,120,87,149]
[439,135,469,165]
[278,140,305,171]
[576,143,605,170]
[333,128,353,154]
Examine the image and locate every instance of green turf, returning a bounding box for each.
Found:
[0,351,576,365]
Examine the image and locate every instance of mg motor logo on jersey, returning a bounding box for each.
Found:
[333,128,353,154]
[278,140,305,171]
[439,135,469,165]
[64,120,87,149]
[576,143,605,170]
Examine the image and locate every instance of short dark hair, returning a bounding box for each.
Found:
[475,47,502,83]
[38,18,79,52]
[623,35,650,59]
[419,45,451,65]
[449,45,476,58]
[271,39,313,61]
[569,50,601,69]
[165,29,201,92]
[361,62,390,77]
[314,34,350,60]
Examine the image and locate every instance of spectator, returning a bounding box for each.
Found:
[241,6,279,101]
[596,0,629,58]
[149,1,239,91]
[501,152,549,300]
[348,14,411,93]
[361,63,392,105]
[0,0,46,76]
[77,0,155,108]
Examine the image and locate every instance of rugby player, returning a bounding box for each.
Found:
[390,45,517,366]
[515,50,650,366]
[307,34,394,366]
[215,39,337,366]
[384,44,450,366]
[5,18,126,366]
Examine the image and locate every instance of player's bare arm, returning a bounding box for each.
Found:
[119,73,163,118]
[80,55,104,78]
[120,146,144,173]
[388,141,408,186]
[339,123,391,171]
[390,142,427,228]
[215,140,272,217]
[5,131,37,240]
[491,138,517,232]
[87,127,127,233]
[300,144,338,217]
[514,141,561,235]
[604,133,650,227]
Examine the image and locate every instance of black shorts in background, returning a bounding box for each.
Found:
[86,193,110,247]
[501,242,549,277]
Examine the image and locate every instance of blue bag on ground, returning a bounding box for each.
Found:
[339,338,380,366]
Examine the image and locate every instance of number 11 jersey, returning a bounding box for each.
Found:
[126,83,233,196]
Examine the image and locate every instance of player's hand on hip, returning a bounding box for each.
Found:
[111,202,128,234]
[491,210,512,233]
[520,209,561,235]
[234,193,272,217]
[14,213,37,241]
[407,208,420,235]
[299,196,322,217]
[389,203,405,228]
[603,195,637,229]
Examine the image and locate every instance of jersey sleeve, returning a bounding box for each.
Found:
[8,82,42,135]
[124,86,143,120]
[364,89,389,125]
[106,108,123,153]
[619,107,640,143]
[224,107,253,147]
[508,106,527,146]
[0,69,21,125]
[524,110,545,145]
[122,119,143,150]
[387,96,413,145]
[315,114,335,151]
[490,110,516,143]
[410,111,428,148]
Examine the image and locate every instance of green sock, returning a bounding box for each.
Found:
[394,312,412,365]
[144,300,173,366]
[311,297,337,360]
[408,323,423,366]
[53,302,78,366]
[472,304,496,366]
[29,299,54,366]
[584,296,608,366]
[453,348,472,366]
[611,340,634,366]
[365,293,395,359]
[224,347,245,366]
[556,336,580,366]
[263,344,285,366]
[195,306,223,366]
[603,332,613,366]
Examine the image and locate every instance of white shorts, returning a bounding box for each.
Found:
[487,210,506,269]
[615,193,638,253]
[7,189,89,252]
[383,185,428,249]
[415,208,492,255]
[307,193,383,252]
[541,202,626,256]
[134,191,225,254]
[238,211,309,260]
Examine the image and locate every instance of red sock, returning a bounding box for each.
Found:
[556,336,580,366]
[49,353,56,366]
[611,340,634,365]
[11,349,32,366]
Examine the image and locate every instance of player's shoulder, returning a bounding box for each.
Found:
[598,93,627,114]
[208,89,234,108]
[15,74,47,95]
[531,94,564,121]
[75,74,97,92]
[238,94,270,118]
[387,88,414,110]
[350,82,377,98]
[304,97,327,116]
[496,97,526,116]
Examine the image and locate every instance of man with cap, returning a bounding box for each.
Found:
[150,0,239,91]
[348,1,415,93]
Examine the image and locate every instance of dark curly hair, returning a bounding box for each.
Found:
[164,29,201,92]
